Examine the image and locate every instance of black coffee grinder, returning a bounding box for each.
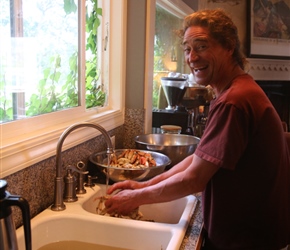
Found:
[152,77,189,134]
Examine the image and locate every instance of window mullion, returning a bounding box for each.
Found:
[78,0,86,108]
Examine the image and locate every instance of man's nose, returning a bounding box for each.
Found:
[189,51,199,61]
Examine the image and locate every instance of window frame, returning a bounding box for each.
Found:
[0,0,126,178]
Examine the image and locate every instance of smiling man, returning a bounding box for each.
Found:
[105,9,290,250]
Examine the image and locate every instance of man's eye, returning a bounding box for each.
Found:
[196,44,207,51]
[184,47,191,54]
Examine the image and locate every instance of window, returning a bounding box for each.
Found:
[0,0,126,177]
[152,1,197,109]
[1,0,106,122]
[153,5,184,109]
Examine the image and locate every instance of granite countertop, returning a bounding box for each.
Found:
[180,193,203,250]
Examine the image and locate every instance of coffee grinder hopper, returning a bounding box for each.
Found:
[161,77,187,110]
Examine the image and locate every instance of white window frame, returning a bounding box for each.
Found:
[0,0,127,178]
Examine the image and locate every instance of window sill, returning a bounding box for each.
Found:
[0,108,124,178]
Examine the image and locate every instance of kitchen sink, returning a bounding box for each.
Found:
[16,184,197,250]
[83,184,196,224]
[17,214,172,249]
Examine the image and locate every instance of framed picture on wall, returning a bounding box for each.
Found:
[247,0,290,59]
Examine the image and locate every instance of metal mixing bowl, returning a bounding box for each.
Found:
[89,149,171,182]
[135,134,200,167]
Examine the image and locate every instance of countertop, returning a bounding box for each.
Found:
[180,193,203,250]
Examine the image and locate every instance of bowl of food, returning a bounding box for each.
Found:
[135,134,200,168]
[89,149,171,182]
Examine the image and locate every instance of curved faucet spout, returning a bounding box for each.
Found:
[51,122,114,211]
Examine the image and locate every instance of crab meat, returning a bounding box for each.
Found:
[95,195,144,220]
[109,149,157,169]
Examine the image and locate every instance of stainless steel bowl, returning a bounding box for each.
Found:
[135,134,200,167]
[89,149,171,182]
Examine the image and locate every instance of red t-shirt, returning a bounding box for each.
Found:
[194,74,290,249]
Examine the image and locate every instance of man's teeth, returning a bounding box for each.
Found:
[194,66,206,71]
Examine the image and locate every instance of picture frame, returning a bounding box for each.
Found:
[247,0,290,60]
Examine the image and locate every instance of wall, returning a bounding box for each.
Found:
[125,0,146,109]
[199,1,247,56]
[123,0,148,149]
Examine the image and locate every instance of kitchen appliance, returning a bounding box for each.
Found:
[181,86,213,137]
[153,76,189,134]
[0,179,31,250]
[153,80,213,137]
[161,77,187,110]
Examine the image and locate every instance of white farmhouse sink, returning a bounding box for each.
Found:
[83,184,195,224]
[16,184,197,250]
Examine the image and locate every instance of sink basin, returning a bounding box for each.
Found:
[16,184,197,250]
[17,214,172,249]
[83,184,195,224]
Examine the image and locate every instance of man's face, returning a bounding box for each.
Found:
[183,26,232,86]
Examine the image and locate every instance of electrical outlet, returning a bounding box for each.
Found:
[110,135,116,148]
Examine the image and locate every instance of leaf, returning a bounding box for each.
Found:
[54,72,61,82]
[92,19,100,35]
[3,107,13,120]
[39,79,46,90]
[0,108,6,120]
[63,0,77,15]
[43,68,51,79]
[69,54,77,70]
[55,56,61,68]
[96,8,102,16]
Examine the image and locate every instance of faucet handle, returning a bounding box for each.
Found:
[75,161,89,195]
[76,161,89,175]
[65,163,88,175]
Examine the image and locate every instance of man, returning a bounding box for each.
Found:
[105,9,290,249]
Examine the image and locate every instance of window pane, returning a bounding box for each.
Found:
[0,0,78,123]
[85,0,107,109]
[153,5,183,109]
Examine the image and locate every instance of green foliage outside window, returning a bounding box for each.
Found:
[0,0,105,123]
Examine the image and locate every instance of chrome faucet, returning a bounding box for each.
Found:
[51,122,114,211]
